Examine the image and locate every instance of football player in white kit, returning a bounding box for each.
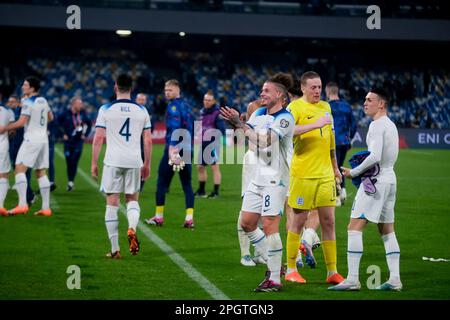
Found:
[330,88,402,291]
[0,76,54,216]
[0,103,15,216]
[91,74,152,259]
[221,80,294,292]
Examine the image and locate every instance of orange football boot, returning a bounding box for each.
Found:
[326,273,345,285]
[285,271,307,284]
[34,208,52,216]
[9,205,29,215]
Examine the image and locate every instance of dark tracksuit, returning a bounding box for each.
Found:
[156,97,194,209]
[57,109,92,183]
[329,99,357,188]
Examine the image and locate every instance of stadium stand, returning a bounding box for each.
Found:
[2,48,449,130]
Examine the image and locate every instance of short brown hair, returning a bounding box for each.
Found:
[326,82,339,95]
[300,71,320,86]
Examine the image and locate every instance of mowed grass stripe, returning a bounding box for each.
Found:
[55,147,230,300]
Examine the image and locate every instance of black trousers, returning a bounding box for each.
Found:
[336,145,350,189]
[64,141,83,182]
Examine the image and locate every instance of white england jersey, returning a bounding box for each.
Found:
[0,105,15,150]
[350,115,399,184]
[21,96,50,143]
[96,99,151,168]
[246,107,294,187]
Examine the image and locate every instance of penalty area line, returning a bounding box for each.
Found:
[55,147,230,300]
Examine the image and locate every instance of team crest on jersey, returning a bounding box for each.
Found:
[297,197,304,205]
[280,119,289,128]
[171,106,177,112]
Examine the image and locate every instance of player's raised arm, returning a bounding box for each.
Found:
[219,106,278,148]
[293,115,331,136]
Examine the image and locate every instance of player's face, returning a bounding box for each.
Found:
[203,94,215,108]
[136,94,147,106]
[260,82,280,107]
[7,97,19,109]
[164,85,180,100]
[22,80,33,96]
[302,78,322,104]
[364,92,382,117]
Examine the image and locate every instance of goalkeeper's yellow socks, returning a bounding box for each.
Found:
[185,208,194,221]
[155,206,164,219]
[322,240,338,277]
[286,231,301,274]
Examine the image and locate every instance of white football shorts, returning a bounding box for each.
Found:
[241,182,286,217]
[100,165,141,194]
[0,149,11,173]
[351,182,396,224]
[15,141,49,169]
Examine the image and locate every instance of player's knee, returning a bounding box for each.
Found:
[240,220,255,232]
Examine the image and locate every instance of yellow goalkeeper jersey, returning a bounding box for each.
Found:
[288,98,336,179]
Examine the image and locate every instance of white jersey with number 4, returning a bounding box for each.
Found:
[96,99,151,169]
[21,96,50,143]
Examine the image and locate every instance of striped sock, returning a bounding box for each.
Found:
[155,205,164,219]
[185,208,194,221]
[246,228,267,261]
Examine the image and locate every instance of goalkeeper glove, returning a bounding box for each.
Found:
[168,152,185,172]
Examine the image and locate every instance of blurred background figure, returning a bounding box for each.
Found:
[57,97,92,191]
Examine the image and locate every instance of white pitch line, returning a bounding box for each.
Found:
[55,147,230,300]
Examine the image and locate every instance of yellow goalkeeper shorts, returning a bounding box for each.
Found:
[288,176,336,210]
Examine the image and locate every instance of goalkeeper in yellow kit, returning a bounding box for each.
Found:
[285,71,345,285]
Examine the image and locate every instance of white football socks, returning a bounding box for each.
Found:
[347,230,363,283]
[105,205,120,253]
[267,233,283,284]
[246,228,268,261]
[38,175,50,210]
[126,201,140,231]
[302,228,316,246]
[15,173,27,206]
[382,232,401,284]
[237,212,251,257]
[0,178,9,208]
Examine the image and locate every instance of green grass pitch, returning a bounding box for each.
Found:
[0,144,449,300]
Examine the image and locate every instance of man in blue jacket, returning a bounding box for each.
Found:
[145,80,195,228]
[57,97,92,191]
[326,82,356,205]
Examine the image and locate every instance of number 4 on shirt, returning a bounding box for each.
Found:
[119,117,131,142]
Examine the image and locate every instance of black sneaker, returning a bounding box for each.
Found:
[254,278,282,292]
[50,183,57,192]
[207,192,218,199]
[194,190,207,198]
